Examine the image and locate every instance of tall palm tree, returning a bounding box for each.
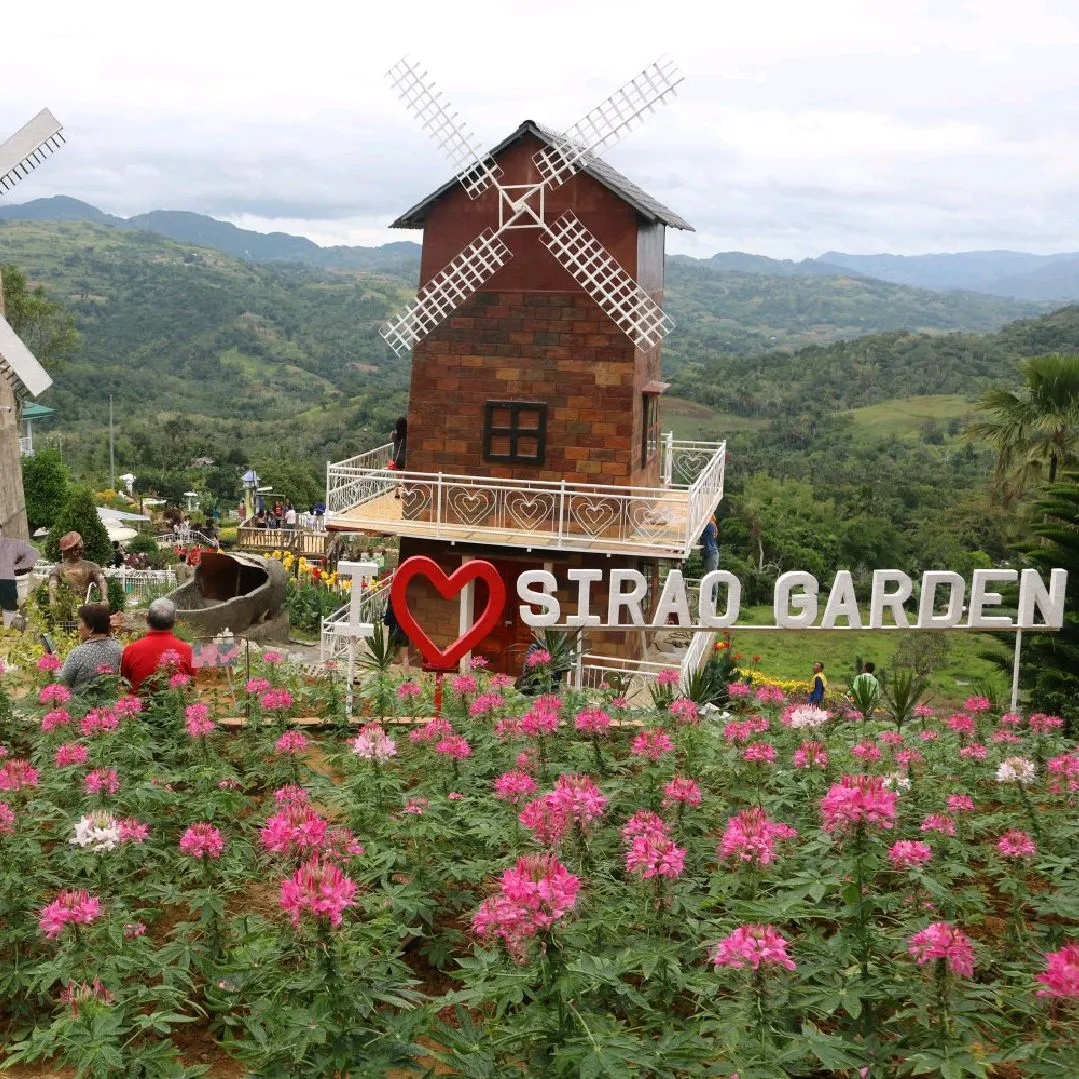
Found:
[966,353,1079,504]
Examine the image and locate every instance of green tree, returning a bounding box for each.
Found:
[21,445,69,531]
[253,457,323,511]
[0,264,78,369]
[966,353,1079,504]
[44,486,112,566]
[1012,472,1079,736]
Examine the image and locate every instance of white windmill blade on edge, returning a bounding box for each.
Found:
[0,108,65,195]
[534,58,683,188]
[387,58,502,200]
[541,212,674,350]
[381,228,513,355]
[0,313,54,398]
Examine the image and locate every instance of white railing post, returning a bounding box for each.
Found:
[436,474,443,538]
[662,432,674,486]
[557,481,566,549]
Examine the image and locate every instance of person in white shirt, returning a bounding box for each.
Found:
[284,505,298,529]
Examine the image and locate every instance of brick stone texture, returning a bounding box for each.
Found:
[404,129,666,490]
[397,538,660,675]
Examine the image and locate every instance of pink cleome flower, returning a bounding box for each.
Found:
[919,729,939,742]
[1047,752,1079,795]
[490,673,514,690]
[820,774,897,833]
[37,653,62,672]
[959,743,988,760]
[179,822,225,859]
[947,713,975,734]
[245,677,271,695]
[574,708,612,734]
[279,857,357,928]
[656,668,680,687]
[351,723,397,761]
[851,740,882,762]
[168,673,192,690]
[468,655,489,670]
[742,741,777,764]
[521,707,561,737]
[727,681,751,698]
[436,734,472,759]
[396,680,423,700]
[260,804,328,857]
[991,730,1022,744]
[80,709,119,738]
[41,708,73,732]
[118,818,150,843]
[184,703,215,738]
[0,759,40,792]
[493,770,538,804]
[877,730,904,746]
[1029,712,1064,734]
[519,774,607,845]
[157,649,184,670]
[39,683,72,706]
[54,742,89,768]
[524,650,551,669]
[262,650,284,665]
[889,840,933,869]
[38,889,101,940]
[114,696,142,718]
[921,814,956,837]
[999,711,1022,727]
[631,728,675,761]
[756,685,786,705]
[273,784,309,806]
[410,716,453,743]
[964,696,992,714]
[123,921,147,938]
[663,776,703,808]
[403,796,430,815]
[624,814,686,880]
[997,830,1037,859]
[908,921,975,978]
[274,731,309,755]
[469,691,504,717]
[793,740,829,769]
[670,698,700,725]
[718,807,798,867]
[913,704,934,718]
[451,673,478,694]
[1036,942,1079,999]
[473,852,580,957]
[0,801,14,834]
[947,794,975,813]
[84,769,120,796]
[710,924,796,972]
[896,749,924,767]
[260,688,294,713]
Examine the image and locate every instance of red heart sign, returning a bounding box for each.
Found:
[390,556,507,671]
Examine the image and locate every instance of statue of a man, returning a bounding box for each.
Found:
[49,531,108,606]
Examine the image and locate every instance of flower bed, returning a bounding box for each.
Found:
[0,649,1076,1077]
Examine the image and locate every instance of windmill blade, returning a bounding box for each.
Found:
[0,313,53,398]
[381,228,512,355]
[387,58,502,200]
[534,58,683,187]
[541,212,673,350]
[0,109,65,195]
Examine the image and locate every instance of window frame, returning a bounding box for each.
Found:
[482,401,548,466]
[642,393,661,468]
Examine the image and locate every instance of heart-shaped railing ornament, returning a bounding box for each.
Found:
[507,491,555,532]
[570,495,619,537]
[390,556,506,670]
[674,450,713,484]
[446,485,496,527]
[627,500,671,539]
[400,483,432,520]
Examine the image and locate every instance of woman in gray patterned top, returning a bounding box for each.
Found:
[60,604,123,694]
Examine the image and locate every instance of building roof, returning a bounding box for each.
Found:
[391,120,693,232]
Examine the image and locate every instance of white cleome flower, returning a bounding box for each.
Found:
[789,706,830,730]
[882,771,911,792]
[996,756,1037,786]
[69,812,122,852]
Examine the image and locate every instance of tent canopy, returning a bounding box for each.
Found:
[97,507,150,523]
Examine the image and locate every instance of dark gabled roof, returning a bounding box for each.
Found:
[391,120,693,231]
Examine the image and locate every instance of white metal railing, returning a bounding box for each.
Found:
[326,436,725,558]
[320,572,394,663]
[29,562,176,605]
[237,525,329,558]
[157,530,216,549]
[19,435,33,456]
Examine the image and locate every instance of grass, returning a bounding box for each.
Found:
[846,393,977,439]
[661,396,767,441]
[730,604,1010,708]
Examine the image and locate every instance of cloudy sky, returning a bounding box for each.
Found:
[3,0,1079,259]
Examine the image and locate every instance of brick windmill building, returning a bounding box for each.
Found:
[327,61,725,683]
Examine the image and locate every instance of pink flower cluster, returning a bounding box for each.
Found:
[851,740,882,762]
[947,713,974,734]
[451,673,478,694]
[115,696,142,718]
[670,698,699,725]
[80,708,119,738]
[39,889,101,940]
[622,810,685,880]
[793,741,829,769]
[755,685,785,705]
[274,731,309,755]
[1047,752,1079,794]
[260,803,329,857]
[631,728,675,761]
[260,688,294,713]
[724,716,769,744]
[1036,942,1079,999]
[662,776,702,808]
[0,801,14,834]
[521,704,561,737]
[436,734,472,759]
[820,774,897,833]
[472,852,580,958]
[0,759,39,792]
[351,723,397,760]
[574,708,611,734]
[888,840,933,869]
[184,703,215,738]
[409,716,452,743]
[85,768,120,796]
[908,921,975,978]
[492,769,537,804]
[997,830,1036,859]
[396,680,422,701]
[469,691,505,717]
[743,741,777,764]
[279,858,357,928]
[656,668,680,687]
[946,794,975,813]
[245,677,271,695]
[37,653,62,672]
[524,650,550,669]
[179,822,225,859]
[39,683,72,706]
[41,709,72,732]
[727,681,751,698]
[718,807,798,867]
[711,924,796,972]
[519,773,607,845]
[964,696,991,713]
[1029,712,1064,734]
[921,814,956,837]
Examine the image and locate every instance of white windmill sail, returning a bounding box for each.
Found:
[0,109,65,195]
[381,59,681,351]
[0,314,53,398]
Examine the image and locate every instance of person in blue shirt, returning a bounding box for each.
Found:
[700,514,719,575]
[808,661,828,705]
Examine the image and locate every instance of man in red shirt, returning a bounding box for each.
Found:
[121,598,194,694]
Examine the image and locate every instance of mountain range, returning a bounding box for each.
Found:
[4,196,1079,302]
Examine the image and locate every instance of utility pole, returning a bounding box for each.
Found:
[108,394,115,490]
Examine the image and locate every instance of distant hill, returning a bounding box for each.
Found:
[669,252,858,278]
[816,250,1079,301]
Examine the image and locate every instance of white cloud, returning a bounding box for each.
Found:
[3,0,1079,258]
